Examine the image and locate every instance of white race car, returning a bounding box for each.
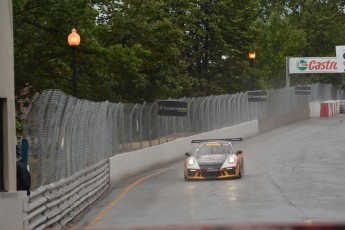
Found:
[184,138,244,180]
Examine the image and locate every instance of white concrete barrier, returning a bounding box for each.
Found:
[310,100,341,117]
[310,101,321,117]
[109,120,259,187]
[0,191,26,230]
[340,100,345,114]
[320,100,339,117]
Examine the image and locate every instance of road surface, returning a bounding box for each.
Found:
[73,115,345,228]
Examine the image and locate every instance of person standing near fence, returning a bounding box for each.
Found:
[16,145,31,196]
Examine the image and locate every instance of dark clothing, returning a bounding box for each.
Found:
[17,160,31,196]
[16,145,21,157]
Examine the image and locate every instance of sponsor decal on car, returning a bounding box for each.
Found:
[206,169,219,172]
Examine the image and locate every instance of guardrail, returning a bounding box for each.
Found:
[23,159,108,229]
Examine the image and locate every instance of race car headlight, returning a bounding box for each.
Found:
[228,156,236,164]
[187,158,196,166]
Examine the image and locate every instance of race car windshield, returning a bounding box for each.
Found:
[193,142,234,156]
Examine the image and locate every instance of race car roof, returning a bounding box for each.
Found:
[191,138,243,143]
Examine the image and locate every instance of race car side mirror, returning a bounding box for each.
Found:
[236,150,243,155]
[185,152,191,157]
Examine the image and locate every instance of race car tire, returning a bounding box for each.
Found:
[184,174,190,181]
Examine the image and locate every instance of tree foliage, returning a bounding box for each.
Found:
[255,0,307,88]
[254,0,345,89]
[13,0,345,105]
[287,0,345,87]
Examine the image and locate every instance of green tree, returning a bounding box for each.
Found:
[255,1,307,88]
[91,0,189,102]
[13,0,183,103]
[287,0,345,88]
[14,0,345,104]
[164,0,259,95]
[13,0,99,98]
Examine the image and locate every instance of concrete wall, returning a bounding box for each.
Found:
[310,102,321,117]
[310,101,342,117]
[0,191,26,230]
[259,106,310,133]
[0,0,16,192]
[109,120,259,187]
[0,1,22,229]
[320,100,340,117]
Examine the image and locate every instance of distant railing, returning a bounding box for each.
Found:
[24,84,344,189]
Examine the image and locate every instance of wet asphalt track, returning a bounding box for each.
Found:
[74,115,345,228]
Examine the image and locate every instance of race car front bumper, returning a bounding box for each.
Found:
[185,166,239,180]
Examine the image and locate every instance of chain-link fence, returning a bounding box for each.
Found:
[24,84,344,189]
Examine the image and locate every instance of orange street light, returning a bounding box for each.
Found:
[68,28,80,46]
[68,28,80,97]
[248,51,256,60]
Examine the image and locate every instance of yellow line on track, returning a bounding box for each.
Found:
[86,163,178,228]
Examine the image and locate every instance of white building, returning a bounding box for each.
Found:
[0,1,25,229]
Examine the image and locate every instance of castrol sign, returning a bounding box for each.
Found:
[289,57,338,74]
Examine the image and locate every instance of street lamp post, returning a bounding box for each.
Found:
[68,28,80,97]
[248,51,256,90]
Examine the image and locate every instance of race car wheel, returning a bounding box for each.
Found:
[184,173,189,181]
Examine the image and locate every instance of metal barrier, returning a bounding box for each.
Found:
[23,159,108,229]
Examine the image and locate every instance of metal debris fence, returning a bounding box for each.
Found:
[24,84,344,189]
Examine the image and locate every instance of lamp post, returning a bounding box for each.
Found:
[68,28,80,97]
[248,51,256,90]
